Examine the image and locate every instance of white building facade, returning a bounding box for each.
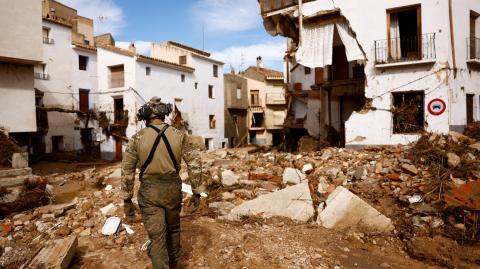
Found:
[260,0,480,148]
[97,42,225,160]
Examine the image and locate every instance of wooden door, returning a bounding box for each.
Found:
[315,68,324,85]
[467,94,474,124]
[115,138,123,161]
[79,89,89,112]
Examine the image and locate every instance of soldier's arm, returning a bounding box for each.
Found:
[181,135,205,195]
[121,133,139,200]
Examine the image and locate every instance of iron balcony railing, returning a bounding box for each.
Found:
[259,0,315,16]
[43,37,54,45]
[374,33,436,64]
[266,93,286,105]
[34,73,50,80]
[467,37,480,60]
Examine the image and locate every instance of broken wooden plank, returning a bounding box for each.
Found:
[26,236,77,269]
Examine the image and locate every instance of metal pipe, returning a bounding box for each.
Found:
[448,0,457,78]
[298,0,303,46]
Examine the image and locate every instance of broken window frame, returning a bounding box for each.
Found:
[392,91,425,134]
[209,115,216,129]
[250,90,260,106]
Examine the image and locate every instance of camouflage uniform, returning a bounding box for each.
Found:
[121,121,203,269]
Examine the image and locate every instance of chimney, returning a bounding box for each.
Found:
[256,56,263,70]
[128,43,136,54]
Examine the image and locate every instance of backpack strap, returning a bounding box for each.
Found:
[139,124,169,179]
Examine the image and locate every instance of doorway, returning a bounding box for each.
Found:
[467,94,474,125]
[113,97,124,161]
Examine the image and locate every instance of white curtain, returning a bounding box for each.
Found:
[297,23,335,68]
[335,22,365,62]
[389,14,402,60]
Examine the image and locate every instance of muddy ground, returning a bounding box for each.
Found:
[0,160,475,269]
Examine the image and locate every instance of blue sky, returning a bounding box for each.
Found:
[60,0,286,71]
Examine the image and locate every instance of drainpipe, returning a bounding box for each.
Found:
[448,0,457,78]
[298,0,303,46]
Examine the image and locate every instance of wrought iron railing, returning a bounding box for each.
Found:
[43,37,54,45]
[259,0,315,15]
[467,37,480,60]
[374,33,436,64]
[266,93,286,105]
[34,73,50,80]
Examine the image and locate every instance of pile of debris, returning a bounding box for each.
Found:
[0,130,23,168]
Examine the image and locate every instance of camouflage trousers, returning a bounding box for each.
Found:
[138,174,183,269]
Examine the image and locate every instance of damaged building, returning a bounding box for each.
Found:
[224,72,249,148]
[259,0,480,148]
[242,58,287,147]
[97,41,226,160]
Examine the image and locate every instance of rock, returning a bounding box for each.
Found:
[317,186,394,233]
[12,152,28,169]
[101,217,121,236]
[42,213,55,219]
[209,201,235,215]
[469,142,480,152]
[100,203,117,216]
[93,191,103,198]
[221,170,239,187]
[282,168,306,185]
[83,219,95,228]
[325,167,340,179]
[13,220,23,226]
[79,228,91,237]
[35,200,77,216]
[214,149,228,159]
[27,236,77,269]
[401,164,418,175]
[221,192,236,200]
[472,170,480,179]
[302,164,314,174]
[375,162,383,174]
[320,149,332,161]
[353,167,367,180]
[386,173,401,181]
[56,226,72,237]
[446,153,461,168]
[408,194,422,204]
[448,131,471,143]
[226,182,314,222]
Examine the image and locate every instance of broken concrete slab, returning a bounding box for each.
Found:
[225,182,314,222]
[0,167,31,178]
[317,186,394,233]
[209,201,235,215]
[100,203,117,216]
[27,236,77,269]
[0,175,39,188]
[12,152,28,169]
[401,164,418,175]
[282,168,306,185]
[221,170,239,186]
[101,217,121,235]
[34,200,77,216]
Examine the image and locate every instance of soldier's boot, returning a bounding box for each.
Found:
[170,260,188,269]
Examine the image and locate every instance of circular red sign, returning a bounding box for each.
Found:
[427,99,446,116]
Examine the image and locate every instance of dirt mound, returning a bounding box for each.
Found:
[0,131,22,167]
[297,136,329,152]
[464,122,480,141]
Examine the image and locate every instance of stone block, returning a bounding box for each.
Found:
[317,186,394,233]
[226,182,314,222]
[282,168,306,185]
[27,236,77,269]
[12,152,28,169]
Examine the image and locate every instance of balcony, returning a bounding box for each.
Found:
[374,33,436,67]
[43,37,54,45]
[259,0,315,17]
[266,93,286,105]
[34,73,50,80]
[467,37,480,65]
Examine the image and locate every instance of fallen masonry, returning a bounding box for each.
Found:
[26,236,77,269]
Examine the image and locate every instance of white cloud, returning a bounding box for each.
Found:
[116,41,151,56]
[191,0,262,33]
[211,41,286,72]
[58,0,125,35]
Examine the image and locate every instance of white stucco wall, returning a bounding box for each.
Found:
[287,0,480,146]
[0,63,36,133]
[35,21,79,152]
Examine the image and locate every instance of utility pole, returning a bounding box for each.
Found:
[298,0,303,46]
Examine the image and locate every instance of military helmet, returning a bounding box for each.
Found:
[137,97,173,121]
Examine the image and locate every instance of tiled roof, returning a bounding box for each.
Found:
[167,41,211,57]
[72,42,97,52]
[248,66,284,79]
[137,55,195,72]
[98,45,136,57]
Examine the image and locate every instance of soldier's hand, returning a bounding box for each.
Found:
[188,194,201,212]
[123,199,136,222]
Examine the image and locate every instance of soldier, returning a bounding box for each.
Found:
[121,97,204,269]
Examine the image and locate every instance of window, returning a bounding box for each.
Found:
[469,11,479,59]
[251,113,265,128]
[146,66,151,76]
[195,82,198,89]
[208,85,214,99]
[467,94,474,124]
[179,55,187,65]
[209,115,216,129]
[109,64,125,88]
[392,91,424,134]
[304,67,311,75]
[51,136,64,152]
[236,88,242,100]
[79,55,88,71]
[79,89,90,112]
[42,27,53,44]
[387,5,422,61]
[84,40,90,45]
[181,74,185,82]
[250,90,260,106]
[35,64,49,80]
[213,65,218,77]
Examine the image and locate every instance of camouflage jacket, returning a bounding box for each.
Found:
[121,122,204,200]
